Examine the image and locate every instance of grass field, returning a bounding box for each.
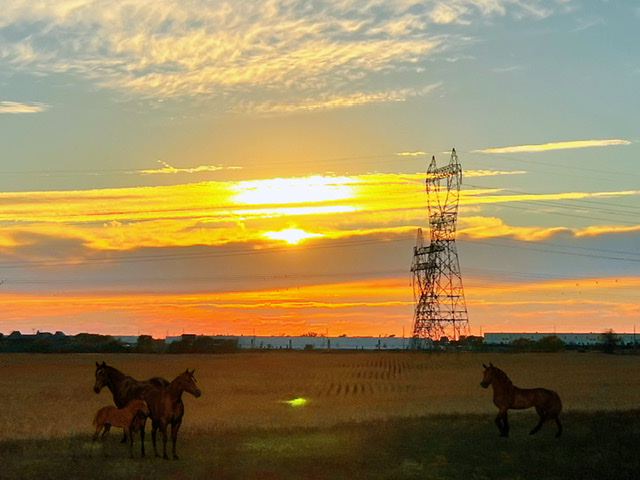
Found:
[1,351,639,479]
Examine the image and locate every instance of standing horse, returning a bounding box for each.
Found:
[93,399,150,458]
[480,363,563,438]
[145,369,202,460]
[93,361,169,452]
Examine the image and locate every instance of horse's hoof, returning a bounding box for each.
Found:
[163,455,169,460]
[173,455,179,460]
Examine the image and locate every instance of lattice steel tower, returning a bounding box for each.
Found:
[410,148,469,348]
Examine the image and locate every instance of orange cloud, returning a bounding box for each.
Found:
[1,172,637,257]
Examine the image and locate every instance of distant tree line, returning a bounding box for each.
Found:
[0,330,633,354]
[435,331,634,354]
[142,334,239,354]
[0,331,126,353]
[0,331,239,354]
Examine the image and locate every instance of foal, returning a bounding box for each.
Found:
[93,399,150,457]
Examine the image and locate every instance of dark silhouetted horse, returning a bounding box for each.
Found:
[480,363,562,438]
[93,361,169,451]
[145,369,202,460]
[93,399,150,458]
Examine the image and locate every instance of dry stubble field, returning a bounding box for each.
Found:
[0,351,639,479]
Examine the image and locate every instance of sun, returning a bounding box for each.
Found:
[232,175,354,205]
[263,228,322,244]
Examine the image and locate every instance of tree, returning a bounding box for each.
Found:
[600,329,620,354]
[137,335,165,353]
[511,337,535,351]
[536,335,565,352]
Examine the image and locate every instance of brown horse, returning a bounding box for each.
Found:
[93,399,150,458]
[93,361,169,451]
[145,369,202,460]
[480,363,563,438]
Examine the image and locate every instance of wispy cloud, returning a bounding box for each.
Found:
[139,161,241,175]
[465,169,526,177]
[460,215,640,241]
[396,151,427,157]
[237,85,441,114]
[0,1,570,111]
[0,101,49,114]
[475,139,632,154]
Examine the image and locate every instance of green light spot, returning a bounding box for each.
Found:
[285,397,308,407]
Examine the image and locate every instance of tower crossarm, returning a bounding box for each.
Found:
[427,163,461,180]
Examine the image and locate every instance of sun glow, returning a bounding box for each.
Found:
[263,228,322,244]
[232,175,355,205]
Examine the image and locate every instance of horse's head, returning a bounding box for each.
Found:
[480,362,496,388]
[93,361,109,394]
[176,369,202,398]
[133,399,150,417]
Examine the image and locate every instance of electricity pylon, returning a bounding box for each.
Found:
[410,148,469,348]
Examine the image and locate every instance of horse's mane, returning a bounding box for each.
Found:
[491,366,513,386]
[103,364,127,380]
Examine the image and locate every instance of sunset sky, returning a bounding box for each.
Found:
[1,0,639,339]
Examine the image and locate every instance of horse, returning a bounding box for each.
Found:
[92,399,150,458]
[145,369,202,460]
[480,363,563,438]
[93,361,169,450]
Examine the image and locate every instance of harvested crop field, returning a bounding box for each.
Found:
[1,351,639,479]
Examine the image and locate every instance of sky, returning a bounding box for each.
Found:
[0,0,639,339]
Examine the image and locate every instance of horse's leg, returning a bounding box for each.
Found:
[554,416,563,438]
[126,427,134,458]
[530,405,549,435]
[161,425,169,460]
[495,409,509,437]
[139,421,146,457]
[494,414,502,435]
[93,424,103,442]
[502,411,509,437]
[102,424,111,439]
[151,422,160,458]
[171,420,182,460]
[530,417,544,435]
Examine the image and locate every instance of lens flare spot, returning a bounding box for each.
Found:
[284,397,308,407]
